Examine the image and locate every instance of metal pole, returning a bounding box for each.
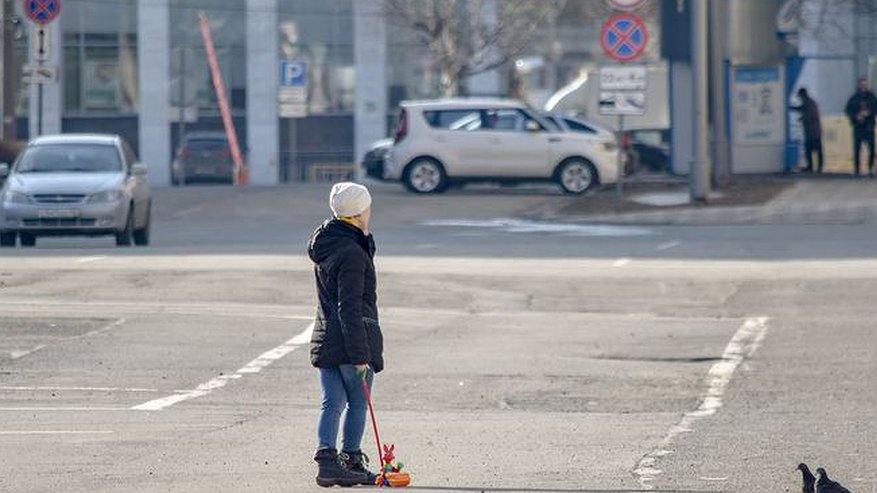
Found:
[709,0,730,187]
[616,114,624,204]
[690,0,711,202]
[0,0,5,142]
[37,72,43,136]
[2,0,15,142]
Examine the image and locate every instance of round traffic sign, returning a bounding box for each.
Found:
[601,13,649,62]
[605,0,647,11]
[24,0,61,25]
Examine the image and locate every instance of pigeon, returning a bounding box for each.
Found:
[798,463,816,493]
[815,467,852,493]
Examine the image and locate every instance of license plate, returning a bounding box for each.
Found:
[38,209,79,219]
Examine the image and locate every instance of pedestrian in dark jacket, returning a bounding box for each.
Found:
[790,87,823,173]
[845,77,877,176]
[308,182,383,488]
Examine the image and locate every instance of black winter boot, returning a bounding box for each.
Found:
[339,450,378,486]
[314,448,367,487]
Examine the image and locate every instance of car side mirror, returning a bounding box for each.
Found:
[525,120,542,132]
[0,163,8,178]
[132,163,148,177]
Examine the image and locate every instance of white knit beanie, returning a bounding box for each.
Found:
[329,182,372,217]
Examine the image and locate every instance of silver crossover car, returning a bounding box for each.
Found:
[0,134,151,248]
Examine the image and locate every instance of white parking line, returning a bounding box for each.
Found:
[75,256,108,263]
[0,430,115,435]
[132,322,314,411]
[8,345,47,360]
[0,407,129,411]
[0,386,159,393]
[655,240,681,251]
[4,319,125,361]
[633,316,769,489]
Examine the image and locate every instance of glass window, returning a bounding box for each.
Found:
[170,0,246,115]
[279,1,355,114]
[63,0,138,114]
[563,118,597,134]
[540,116,563,131]
[16,144,123,173]
[423,110,482,130]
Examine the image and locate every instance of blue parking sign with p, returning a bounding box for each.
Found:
[280,61,307,88]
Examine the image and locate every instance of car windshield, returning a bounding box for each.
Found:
[185,138,228,151]
[15,143,123,173]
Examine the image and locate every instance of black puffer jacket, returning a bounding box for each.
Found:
[308,219,383,373]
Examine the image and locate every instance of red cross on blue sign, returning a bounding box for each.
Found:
[601,13,648,62]
[24,0,61,26]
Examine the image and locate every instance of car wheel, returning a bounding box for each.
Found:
[556,158,598,195]
[19,233,36,247]
[133,202,151,246]
[0,232,16,247]
[115,207,134,247]
[403,158,447,194]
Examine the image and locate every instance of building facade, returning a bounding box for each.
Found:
[14,0,652,186]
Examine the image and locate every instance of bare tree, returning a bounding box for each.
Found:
[385,0,566,97]
[787,0,877,40]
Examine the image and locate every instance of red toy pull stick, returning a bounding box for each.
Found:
[362,374,384,470]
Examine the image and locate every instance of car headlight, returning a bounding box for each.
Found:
[3,190,31,204]
[87,190,123,203]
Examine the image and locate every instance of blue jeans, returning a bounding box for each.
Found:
[317,364,373,452]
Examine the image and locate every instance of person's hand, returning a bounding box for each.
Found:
[355,364,369,378]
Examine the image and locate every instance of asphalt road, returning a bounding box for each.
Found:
[0,183,875,493]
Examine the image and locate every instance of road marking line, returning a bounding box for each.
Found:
[0,386,159,393]
[8,345,47,360]
[0,407,129,411]
[4,319,124,361]
[633,316,769,490]
[132,322,314,411]
[75,318,126,339]
[613,258,632,267]
[170,204,205,219]
[656,240,681,251]
[0,430,115,435]
[75,256,107,263]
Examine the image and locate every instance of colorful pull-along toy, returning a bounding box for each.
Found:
[362,376,411,487]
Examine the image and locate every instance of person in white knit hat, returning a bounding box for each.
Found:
[307,182,382,487]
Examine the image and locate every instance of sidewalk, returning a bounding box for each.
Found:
[541,173,877,225]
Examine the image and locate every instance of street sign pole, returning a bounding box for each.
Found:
[617,114,624,204]
[36,26,45,136]
[24,1,61,137]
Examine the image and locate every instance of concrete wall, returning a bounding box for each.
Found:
[137,0,171,185]
[353,0,387,171]
[246,0,279,185]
